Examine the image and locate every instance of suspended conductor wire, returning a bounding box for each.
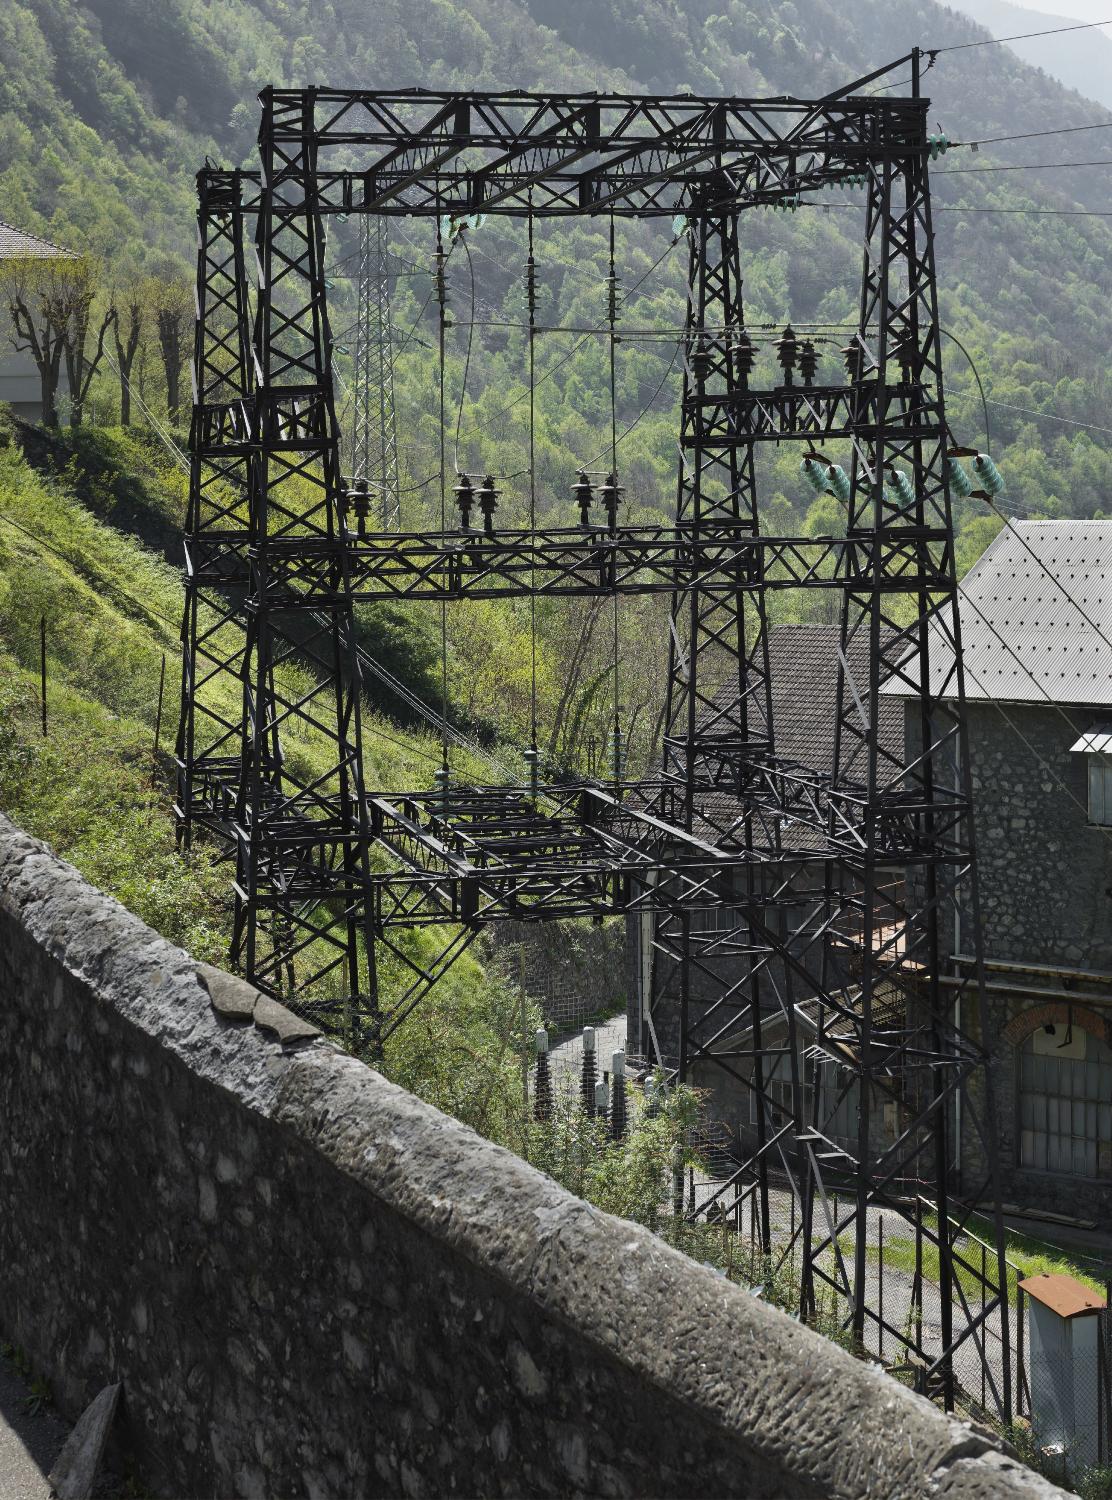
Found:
[985,398,1112,439]
[939,159,1112,175]
[455,230,684,445]
[453,234,477,473]
[952,121,1112,149]
[940,327,991,455]
[933,17,1112,53]
[0,499,457,771]
[527,205,539,753]
[981,494,1112,671]
[608,212,621,778]
[952,582,1112,788]
[436,219,449,771]
[575,341,682,473]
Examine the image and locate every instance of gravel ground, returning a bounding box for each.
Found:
[0,1349,68,1500]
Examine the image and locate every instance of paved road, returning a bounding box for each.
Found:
[0,1349,68,1500]
[691,1175,1017,1414]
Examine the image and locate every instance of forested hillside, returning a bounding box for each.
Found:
[4,0,1112,827]
[5,0,1112,1313]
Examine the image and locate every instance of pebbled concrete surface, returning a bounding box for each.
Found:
[0,1348,68,1500]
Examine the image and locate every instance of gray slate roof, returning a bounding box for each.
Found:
[890,520,1112,707]
[0,220,73,259]
[766,622,902,773]
[696,623,904,851]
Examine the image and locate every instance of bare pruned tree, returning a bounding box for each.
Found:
[59,257,114,426]
[151,275,192,426]
[109,285,144,427]
[0,252,113,427]
[0,253,69,426]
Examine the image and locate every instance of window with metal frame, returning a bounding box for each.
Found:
[1089,757,1112,827]
[1018,1022,1112,1178]
[1068,728,1112,827]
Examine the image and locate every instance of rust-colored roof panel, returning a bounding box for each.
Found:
[1018,1272,1106,1318]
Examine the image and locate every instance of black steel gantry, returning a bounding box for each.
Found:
[175,54,1012,1418]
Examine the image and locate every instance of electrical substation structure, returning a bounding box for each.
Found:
[175,55,1014,1420]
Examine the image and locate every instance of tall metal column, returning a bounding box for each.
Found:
[175,169,253,850]
[651,200,777,1250]
[230,88,379,1045]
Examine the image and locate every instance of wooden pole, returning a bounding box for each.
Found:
[153,653,167,754]
[39,615,47,736]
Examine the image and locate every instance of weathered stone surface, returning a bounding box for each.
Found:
[0,814,1065,1499]
[47,1381,120,1500]
[197,962,258,1022]
[251,993,321,1044]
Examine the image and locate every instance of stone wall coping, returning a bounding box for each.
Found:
[0,814,1065,1498]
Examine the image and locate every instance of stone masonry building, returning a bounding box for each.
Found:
[627,521,1112,1227]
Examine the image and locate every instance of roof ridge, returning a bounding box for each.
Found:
[0,219,75,259]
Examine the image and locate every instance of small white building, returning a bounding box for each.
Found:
[0,220,73,423]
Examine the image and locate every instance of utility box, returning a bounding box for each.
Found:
[1019,1272,1106,1470]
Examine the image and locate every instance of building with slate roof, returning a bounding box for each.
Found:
[890,520,1112,1222]
[0,219,73,422]
[627,525,1112,1225]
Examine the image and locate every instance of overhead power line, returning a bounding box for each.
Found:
[986,399,1112,439]
[934,18,1112,53]
[939,159,1112,175]
[810,201,1112,218]
[955,121,1112,149]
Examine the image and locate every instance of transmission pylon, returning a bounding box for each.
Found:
[176,59,1014,1425]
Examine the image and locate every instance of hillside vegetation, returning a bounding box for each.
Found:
[4,0,1112,1376]
[5,0,1112,768]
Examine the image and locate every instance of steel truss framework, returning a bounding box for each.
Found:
[175,52,1012,1418]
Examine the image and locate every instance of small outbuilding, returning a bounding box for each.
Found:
[0,219,74,423]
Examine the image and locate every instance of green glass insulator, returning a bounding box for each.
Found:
[973,453,1006,495]
[947,457,974,497]
[801,457,827,494]
[825,464,851,503]
[888,469,915,506]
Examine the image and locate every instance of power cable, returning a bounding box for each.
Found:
[939,159,1112,175]
[952,122,1112,149]
[948,565,1112,779]
[575,341,682,473]
[453,234,476,473]
[986,399,1112,439]
[934,18,1112,53]
[940,327,991,455]
[982,499,1112,666]
[0,504,456,767]
[527,205,539,756]
[809,202,1112,218]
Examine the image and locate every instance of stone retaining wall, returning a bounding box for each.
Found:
[0,814,1062,1498]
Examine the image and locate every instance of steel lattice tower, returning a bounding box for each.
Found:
[350,214,401,529]
[176,57,1013,1420]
